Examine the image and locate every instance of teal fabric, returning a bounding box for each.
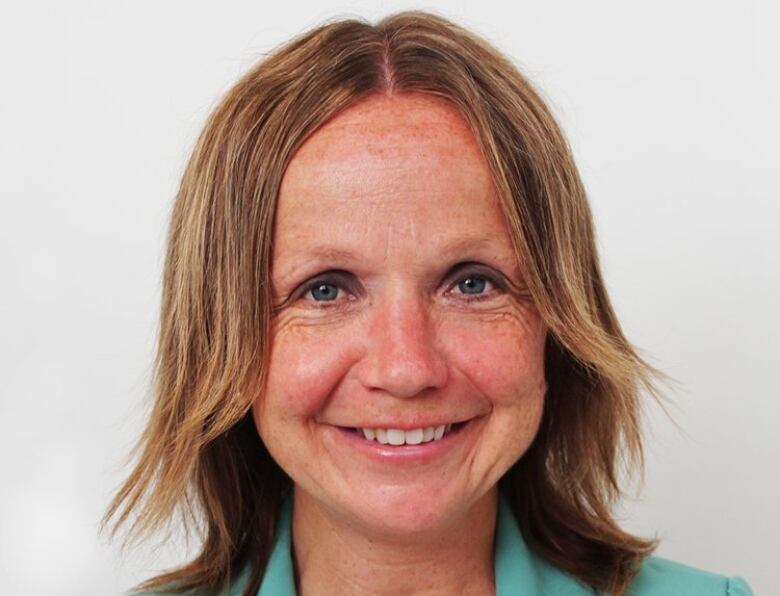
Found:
[252,493,754,595]
[139,492,753,595]
[256,495,297,595]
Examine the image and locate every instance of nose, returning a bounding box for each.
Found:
[357,289,449,399]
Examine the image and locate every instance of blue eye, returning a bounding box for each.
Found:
[309,282,340,301]
[295,266,503,310]
[457,276,487,295]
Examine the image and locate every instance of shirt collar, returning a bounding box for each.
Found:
[256,494,296,595]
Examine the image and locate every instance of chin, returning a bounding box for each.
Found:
[339,485,474,538]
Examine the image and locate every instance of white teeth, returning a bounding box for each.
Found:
[405,428,424,445]
[387,429,405,445]
[357,424,457,445]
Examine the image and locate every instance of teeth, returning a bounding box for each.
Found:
[405,428,424,445]
[387,429,405,445]
[357,424,456,445]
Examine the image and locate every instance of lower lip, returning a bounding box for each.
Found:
[326,419,478,465]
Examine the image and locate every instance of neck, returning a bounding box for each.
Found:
[291,488,498,596]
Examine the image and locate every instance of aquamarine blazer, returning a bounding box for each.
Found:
[142,493,754,595]
[251,495,753,596]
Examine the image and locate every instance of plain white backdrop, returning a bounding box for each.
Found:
[1,1,777,594]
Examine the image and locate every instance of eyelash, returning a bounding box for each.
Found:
[297,269,504,309]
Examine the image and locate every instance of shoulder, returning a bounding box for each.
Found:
[628,555,754,596]
[527,553,753,596]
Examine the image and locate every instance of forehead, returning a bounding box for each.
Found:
[272,93,515,273]
[288,93,478,164]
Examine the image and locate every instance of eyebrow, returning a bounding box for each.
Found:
[272,236,521,288]
[283,237,500,263]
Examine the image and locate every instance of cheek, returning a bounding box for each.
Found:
[443,315,547,407]
[260,322,359,421]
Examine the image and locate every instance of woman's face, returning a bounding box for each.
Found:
[254,93,547,536]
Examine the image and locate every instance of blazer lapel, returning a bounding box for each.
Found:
[495,493,596,596]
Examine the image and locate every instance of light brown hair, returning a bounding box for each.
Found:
[104,10,668,595]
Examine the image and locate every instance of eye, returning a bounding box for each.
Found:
[309,282,340,302]
[457,276,488,295]
[291,265,506,311]
[448,266,504,303]
[297,270,357,308]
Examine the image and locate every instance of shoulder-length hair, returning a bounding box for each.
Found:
[105,10,667,596]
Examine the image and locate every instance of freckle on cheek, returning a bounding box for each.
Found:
[269,338,346,415]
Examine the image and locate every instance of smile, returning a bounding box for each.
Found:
[325,418,479,465]
[334,419,472,450]
[352,424,462,445]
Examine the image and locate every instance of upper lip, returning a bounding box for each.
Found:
[335,417,474,430]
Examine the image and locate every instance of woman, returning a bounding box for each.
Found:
[105,11,753,596]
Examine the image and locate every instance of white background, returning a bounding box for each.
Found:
[1,1,777,594]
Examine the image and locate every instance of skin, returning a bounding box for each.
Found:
[253,92,548,595]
